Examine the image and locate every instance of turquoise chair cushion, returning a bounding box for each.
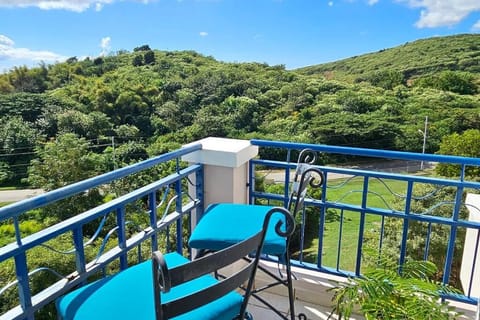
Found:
[56,252,243,320]
[189,203,287,256]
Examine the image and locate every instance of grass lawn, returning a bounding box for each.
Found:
[300,176,408,272]
[0,182,30,190]
[0,187,17,191]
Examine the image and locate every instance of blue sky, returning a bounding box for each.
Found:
[0,0,479,73]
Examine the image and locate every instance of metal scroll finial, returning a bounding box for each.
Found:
[298,148,317,165]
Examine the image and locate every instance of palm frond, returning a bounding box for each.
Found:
[329,259,462,319]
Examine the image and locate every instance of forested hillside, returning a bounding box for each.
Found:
[0,35,479,185]
[298,34,480,81]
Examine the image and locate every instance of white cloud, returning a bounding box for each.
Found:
[398,0,480,28]
[368,0,379,5]
[0,34,66,65]
[473,20,480,31]
[100,36,111,56]
[199,31,208,37]
[0,0,152,12]
[0,34,15,47]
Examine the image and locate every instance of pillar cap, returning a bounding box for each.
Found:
[182,137,258,168]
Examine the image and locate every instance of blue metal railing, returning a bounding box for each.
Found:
[249,139,480,306]
[0,145,203,320]
[2,138,480,318]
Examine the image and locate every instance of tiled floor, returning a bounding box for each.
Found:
[247,292,363,320]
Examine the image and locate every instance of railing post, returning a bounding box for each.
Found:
[14,252,33,320]
[182,137,258,212]
[72,227,86,284]
[317,171,328,268]
[116,207,128,270]
[149,191,158,252]
[355,176,369,276]
[442,184,463,285]
[399,181,414,269]
[195,165,204,219]
[175,164,183,254]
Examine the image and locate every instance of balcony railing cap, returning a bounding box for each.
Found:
[182,137,258,168]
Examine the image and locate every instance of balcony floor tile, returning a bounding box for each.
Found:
[248,292,364,320]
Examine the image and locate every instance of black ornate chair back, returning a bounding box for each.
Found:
[153,207,295,319]
[287,149,324,218]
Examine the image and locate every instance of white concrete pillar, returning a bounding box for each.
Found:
[461,193,480,300]
[182,137,258,209]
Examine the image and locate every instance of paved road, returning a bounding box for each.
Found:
[0,189,44,202]
[261,160,432,184]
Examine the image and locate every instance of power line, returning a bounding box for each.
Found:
[0,137,147,157]
[0,151,37,157]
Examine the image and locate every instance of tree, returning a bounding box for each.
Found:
[144,50,156,65]
[0,92,75,124]
[191,104,230,138]
[0,116,40,182]
[56,110,112,139]
[310,112,401,149]
[0,161,12,184]
[28,133,105,190]
[336,90,380,114]
[0,116,39,153]
[8,65,48,93]
[133,44,151,52]
[111,141,148,164]
[114,124,140,142]
[436,129,480,177]
[93,57,104,65]
[222,96,262,132]
[132,55,144,67]
[114,91,148,123]
[27,133,106,222]
[415,71,478,95]
[364,70,405,90]
[0,75,14,93]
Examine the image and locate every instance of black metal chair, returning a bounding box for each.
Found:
[189,149,324,320]
[56,207,294,320]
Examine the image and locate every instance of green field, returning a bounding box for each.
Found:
[300,176,408,272]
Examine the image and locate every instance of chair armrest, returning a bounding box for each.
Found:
[152,251,171,293]
[265,207,296,238]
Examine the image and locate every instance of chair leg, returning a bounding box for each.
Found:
[200,250,300,319]
[284,252,296,320]
[237,256,295,320]
[285,257,307,320]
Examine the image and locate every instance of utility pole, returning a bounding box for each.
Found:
[418,116,428,170]
[111,136,117,170]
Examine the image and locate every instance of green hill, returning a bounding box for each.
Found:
[297,34,480,81]
[0,35,479,185]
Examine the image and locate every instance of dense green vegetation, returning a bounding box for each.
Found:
[330,260,461,319]
[0,34,479,185]
[298,34,480,82]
